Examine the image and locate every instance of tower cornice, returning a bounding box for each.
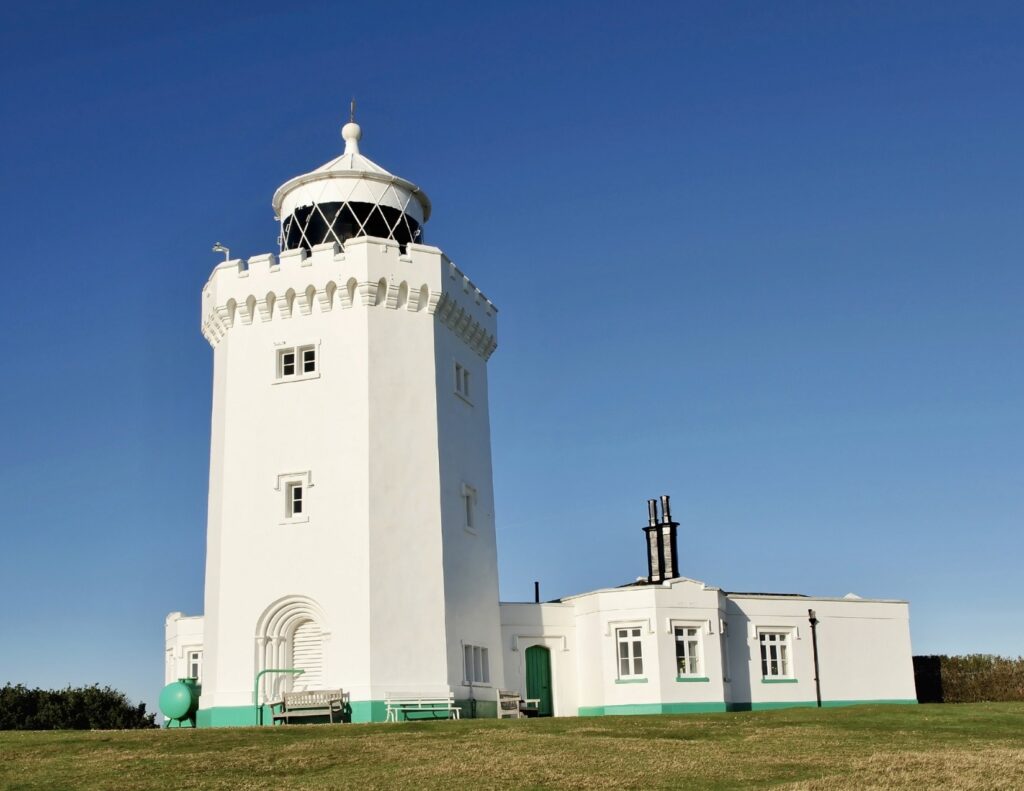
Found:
[200,237,497,360]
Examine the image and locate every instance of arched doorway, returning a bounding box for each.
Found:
[525,645,553,717]
[254,595,328,702]
[290,619,324,690]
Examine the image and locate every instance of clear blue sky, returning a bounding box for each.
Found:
[1,1,1021,709]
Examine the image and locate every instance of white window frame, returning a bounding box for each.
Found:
[461,483,477,534]
[275,471,313,525]
[673,625,703,678]
[758,630,794,680]
[462,643,490,686]
[187,649,203,682]
[453,361,472,404]
[615,626,645,680]
[273,340,321,384]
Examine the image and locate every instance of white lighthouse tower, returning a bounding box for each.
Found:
[190,116,503,725]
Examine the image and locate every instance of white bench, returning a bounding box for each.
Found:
[271,689,347,724]
[384,692,461,722]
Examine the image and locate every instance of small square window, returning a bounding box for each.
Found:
[277,471,312,525]
[276,344,319,382]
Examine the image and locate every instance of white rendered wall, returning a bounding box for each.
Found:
[498,581,916,715]
[164,613,204,685]
[199,236,500,712]
[567,579,727,713]
[499,603,578,716]
[724,595,916,706]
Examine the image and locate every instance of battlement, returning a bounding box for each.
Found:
[200,236,498,360]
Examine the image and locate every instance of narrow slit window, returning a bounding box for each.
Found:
[288,483,303,517]
[454,362,471,400]
[187,650,202,682]
[461,484,476,532]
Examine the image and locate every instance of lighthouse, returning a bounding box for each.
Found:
[165,115,918,726]
[189,116,503,724]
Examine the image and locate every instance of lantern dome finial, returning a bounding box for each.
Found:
[272,112,431,254]
[341,99,361,155]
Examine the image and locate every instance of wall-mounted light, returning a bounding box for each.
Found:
[212,242,231,261]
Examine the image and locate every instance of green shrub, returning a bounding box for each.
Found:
[0,684,157,730]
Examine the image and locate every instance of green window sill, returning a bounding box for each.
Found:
[762,678,798,684]
[676,676,710,683]
[615,678,649,684]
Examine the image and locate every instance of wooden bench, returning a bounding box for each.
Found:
[384,692,460,722]
[271,689,347,724]
[498,689,522,719]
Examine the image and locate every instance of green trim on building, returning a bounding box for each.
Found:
[196,706,269,727]
[821,699,918,708]
[579,702,728,716]
[727,699,918,712]
[348,700,388,723]
[614,678,649,684]
[726,701,816,712]
[675,676,710,683]
[761,678,799,684]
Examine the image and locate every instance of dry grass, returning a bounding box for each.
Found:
[2,703,1023,790]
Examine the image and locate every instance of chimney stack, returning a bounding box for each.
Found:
[642,494,680,584]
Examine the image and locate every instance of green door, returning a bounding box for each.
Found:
[525,645,553,717]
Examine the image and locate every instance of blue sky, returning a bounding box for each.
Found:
[0,1,1021,709]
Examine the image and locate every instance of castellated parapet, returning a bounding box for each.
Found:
[200,235,498,360]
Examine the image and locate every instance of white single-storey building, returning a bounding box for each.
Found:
[165,116,916,724]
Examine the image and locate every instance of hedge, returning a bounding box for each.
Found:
[0,684,157,730]
[913,655,1024,704]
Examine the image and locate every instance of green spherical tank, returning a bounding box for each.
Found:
[159,679,199,722]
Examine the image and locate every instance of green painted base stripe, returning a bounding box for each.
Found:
[580,699,917,716]
[727,701,817,712]
[196,706,269,727]
[345,700,388,723]
[821,699,918,708]
[198,701,391,726]
[579,702,728,716]
[728,699,918,712]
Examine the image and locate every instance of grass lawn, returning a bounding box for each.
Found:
[2,703,1023,790]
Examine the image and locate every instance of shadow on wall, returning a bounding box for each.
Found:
[912,656,943,703]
